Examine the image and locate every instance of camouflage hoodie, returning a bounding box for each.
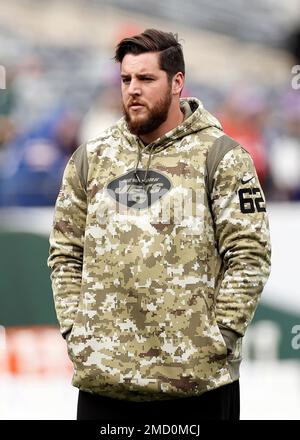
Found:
[48,97,271,401]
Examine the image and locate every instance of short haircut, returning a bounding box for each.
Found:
[114,28,185,81]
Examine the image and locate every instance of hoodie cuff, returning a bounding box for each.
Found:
[218,324,242,381]
[218,324,240,354]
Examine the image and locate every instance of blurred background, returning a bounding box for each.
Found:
[0,0,300,420]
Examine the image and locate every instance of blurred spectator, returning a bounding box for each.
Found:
[0,66,16,117]
[285,24,300,64]
[79,84,122,143]
[11,55,58,130]
[217,85,270,188]
[0,116,15,148]
[0,106,79,206]
[268,91,300,201]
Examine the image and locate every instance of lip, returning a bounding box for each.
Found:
[129,104,145,110]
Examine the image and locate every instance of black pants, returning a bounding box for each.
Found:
[77,381,239,421]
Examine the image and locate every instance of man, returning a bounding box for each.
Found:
[48,29,271,421]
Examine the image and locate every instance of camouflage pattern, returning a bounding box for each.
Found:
[48,97,271,401]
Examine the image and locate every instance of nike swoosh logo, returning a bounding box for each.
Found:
[241,176,254,184]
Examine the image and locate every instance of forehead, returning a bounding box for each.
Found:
[121,52,162,74]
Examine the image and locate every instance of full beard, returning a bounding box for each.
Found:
[123,89,172,136]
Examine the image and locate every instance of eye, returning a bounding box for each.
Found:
[122,77,130,84]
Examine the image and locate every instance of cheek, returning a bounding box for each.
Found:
[121,87,127,100]
[144,88,157,102]
[149,90,163,106]
[122,93,129,108]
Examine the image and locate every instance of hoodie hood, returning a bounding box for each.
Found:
[120,97,223,154]
[118,97,223,187]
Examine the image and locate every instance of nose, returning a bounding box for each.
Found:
[128,78,141,96]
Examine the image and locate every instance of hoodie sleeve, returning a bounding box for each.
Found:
[47,151,87,338]
[211,145,271,337]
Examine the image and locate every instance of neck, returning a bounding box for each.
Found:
[140,103,184,145]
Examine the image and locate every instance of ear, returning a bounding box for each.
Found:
[172,72,184,96]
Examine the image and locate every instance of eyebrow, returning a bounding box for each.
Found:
[121,73,156,79]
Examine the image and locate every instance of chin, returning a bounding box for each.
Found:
[130,108,146,117]
[130,115,147,124]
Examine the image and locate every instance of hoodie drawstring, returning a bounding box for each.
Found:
[131,143,155,192]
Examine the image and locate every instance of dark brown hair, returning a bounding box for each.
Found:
[114,28,185,81]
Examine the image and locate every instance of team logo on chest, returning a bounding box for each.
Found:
[106,169,172,210]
